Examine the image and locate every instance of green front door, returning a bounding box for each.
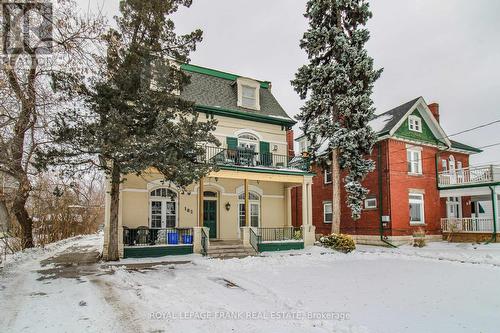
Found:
[203,200,217,239]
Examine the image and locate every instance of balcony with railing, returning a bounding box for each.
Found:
[438,165,500,188]
[200,146,309,172]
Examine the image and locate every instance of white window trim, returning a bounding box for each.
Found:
[323,202,333,224]
[409,193,425,225]
[149,188,179,229]
[408,115,423,133]
[237,77,260,110]
[407,148,422,175]
[364,198,377,209]
[238,191,261,228]
[324,168,332,184]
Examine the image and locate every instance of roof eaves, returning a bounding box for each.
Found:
[181,63,271,89]
[195,104,296,127]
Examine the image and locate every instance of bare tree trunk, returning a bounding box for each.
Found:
[106,161,121,261]
[0,200,10,232]
[331,149,341,234]
[11,176,34,248]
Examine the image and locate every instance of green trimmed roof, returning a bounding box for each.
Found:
[180,64,295,127]
[450,140,482,153]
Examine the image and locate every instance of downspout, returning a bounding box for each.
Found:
[485,186,497,244]
[378,142,397,247]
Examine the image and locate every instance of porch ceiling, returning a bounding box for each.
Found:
[440,186,494,198]
[209,169,307,184]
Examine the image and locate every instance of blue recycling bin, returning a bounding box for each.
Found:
[182,234,193,244]
[167,232,179,244]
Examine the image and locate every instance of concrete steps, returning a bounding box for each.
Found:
[207,242,258,259]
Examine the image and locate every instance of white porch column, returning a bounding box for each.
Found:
[118,188,124,258]
[493,186,499,232]
[193,226,210,254]
[301,176,316,246]
[198,178,204,227]
[241,227,251,247]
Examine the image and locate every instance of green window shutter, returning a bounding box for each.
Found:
[226,137,238,150]
[259,141,271,166]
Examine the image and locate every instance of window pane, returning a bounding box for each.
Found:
[242,97,255,108]
[151,201,162,228]
[242,86,256,98]
[409,194,422,201]
[409,203,422,221]
[239,203,245,227]
[165,216,176,228]
[251,216,259,227]
[324,202,333,223]
[204,191,217,198]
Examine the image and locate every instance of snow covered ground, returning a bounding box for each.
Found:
[1,235,500,333]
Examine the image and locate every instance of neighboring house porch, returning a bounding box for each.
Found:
[439,164,500,242]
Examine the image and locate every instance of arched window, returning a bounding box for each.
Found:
[203,191,217,198]
[238,191,260,227]
[149,188,177,228]
[150,188,177,199]
[238,133,259,152]
[448,155,456,174]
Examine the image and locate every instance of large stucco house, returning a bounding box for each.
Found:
[103,64,315,259]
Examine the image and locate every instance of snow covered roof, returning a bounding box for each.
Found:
[369,97,421,135]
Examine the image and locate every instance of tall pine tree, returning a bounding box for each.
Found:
[292,0,382,229]
[38,0,218,260]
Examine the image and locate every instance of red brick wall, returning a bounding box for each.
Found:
[386,139,441,235]
[339,142,390,236]
[286,130,295,157]
[292,142,390,236]
[290,138,472,237]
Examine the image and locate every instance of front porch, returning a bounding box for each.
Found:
[439,183,499,242]
[121,226,306,258]
[108,168,316,259]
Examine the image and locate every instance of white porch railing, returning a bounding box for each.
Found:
[441,218,494,233]
[438,165,500,187]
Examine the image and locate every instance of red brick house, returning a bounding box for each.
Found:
[292,97,499,245]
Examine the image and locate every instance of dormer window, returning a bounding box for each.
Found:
[237,77,260,110]
[242,85,257,108]
[408,115,422,133]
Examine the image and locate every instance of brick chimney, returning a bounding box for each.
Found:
[428,103,440,123]
[286,129,295,157]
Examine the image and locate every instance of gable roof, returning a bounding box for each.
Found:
[179,64,295,127]
[296,97,481,154]
[370,97,481,153]
[369,97,421,136]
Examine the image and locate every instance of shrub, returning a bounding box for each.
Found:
[412,228,426,248]
[319,233,356,253]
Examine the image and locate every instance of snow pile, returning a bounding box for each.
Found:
[357,241,500,266]
[0,233,102,270]
[2,235,500,333]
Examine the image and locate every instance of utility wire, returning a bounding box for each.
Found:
[376,118,500,159]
